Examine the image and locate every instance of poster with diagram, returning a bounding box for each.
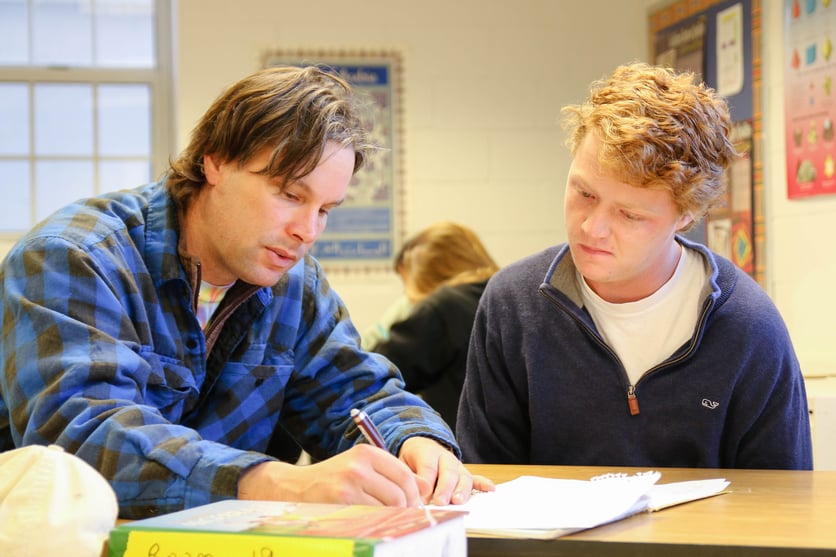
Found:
[785,0,836,199]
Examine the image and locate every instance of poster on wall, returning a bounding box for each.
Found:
[649,0,763,285]
[717,2,745,97]
[261,49,403,273]
[707,120,755,274]
[654,14,706,74]
[784,0,836,199]
[654,2,755,275]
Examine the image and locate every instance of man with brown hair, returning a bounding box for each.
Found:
[0,66,491,519]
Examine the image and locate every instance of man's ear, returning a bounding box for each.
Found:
[203,154,221,185]
[676,212,694,231]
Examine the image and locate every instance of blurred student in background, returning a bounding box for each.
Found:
[369,222,499,430]
[361,247,414,350]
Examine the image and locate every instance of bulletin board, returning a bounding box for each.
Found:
[260,49,405,275]
[649,0,765,287]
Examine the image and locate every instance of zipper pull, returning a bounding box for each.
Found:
[627,385,640,416]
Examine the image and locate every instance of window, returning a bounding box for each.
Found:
[0,0,174,233]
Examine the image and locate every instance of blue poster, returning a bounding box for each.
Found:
[261,50,403,271]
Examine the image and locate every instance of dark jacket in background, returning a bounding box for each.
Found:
[373,280,488,431]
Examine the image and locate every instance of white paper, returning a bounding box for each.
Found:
[435,472,730,539]
[645,478,731,511]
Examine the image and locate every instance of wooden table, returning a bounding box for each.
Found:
[466,464,836,557]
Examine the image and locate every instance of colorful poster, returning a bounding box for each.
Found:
[261,49,403,272]
[702,121,754,273]
[784,0,836,199]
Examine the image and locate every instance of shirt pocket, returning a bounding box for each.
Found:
[203,360,295,444]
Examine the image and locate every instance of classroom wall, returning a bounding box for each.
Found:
[2,1,832,378]
[762,4,836,378]
[175,0,650,331]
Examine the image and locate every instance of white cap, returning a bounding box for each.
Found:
[0,444,119,557]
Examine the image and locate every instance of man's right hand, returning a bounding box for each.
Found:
[238,444,430,507]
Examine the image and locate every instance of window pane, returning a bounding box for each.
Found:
[34,83,93,155]
[98,84,150,156]
[0,83,30,155]
[0,0,29,65]
[35,160,94,221]
[0,160,32,231]
[99,160,151,193]
[32,0,93,67]
[95,0,154,68]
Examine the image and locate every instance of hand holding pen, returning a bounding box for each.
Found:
[242,408,489,507]
[350,407,495,506]
[351,408,436,519]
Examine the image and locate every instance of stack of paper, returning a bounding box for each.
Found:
[439,471,729,539]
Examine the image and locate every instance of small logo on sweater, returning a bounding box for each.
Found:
[701,398,720,410]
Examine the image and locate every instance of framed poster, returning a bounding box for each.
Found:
[649,0,765,287]
[261,49,404,274]
[784,0,836,199]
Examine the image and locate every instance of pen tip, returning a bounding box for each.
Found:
[350,408,360,417]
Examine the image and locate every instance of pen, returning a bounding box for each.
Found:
[350,407,437,523]
[350,407,386,450]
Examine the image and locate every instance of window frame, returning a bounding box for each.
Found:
[0,0,175,238]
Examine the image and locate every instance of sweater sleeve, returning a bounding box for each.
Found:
[457,275,531,464]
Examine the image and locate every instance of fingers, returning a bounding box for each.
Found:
[399,437,473,505]
[413,472,434,503]
[471,474,497,494]
[450,473,496,504]
[430,450,476,505]
[349,444,424,507]
[397,437,498,506]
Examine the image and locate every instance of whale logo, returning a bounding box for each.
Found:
[701,398,720,410]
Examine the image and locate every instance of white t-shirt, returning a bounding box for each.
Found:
[579,245,708,386]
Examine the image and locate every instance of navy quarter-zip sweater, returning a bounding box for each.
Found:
[458,237,813,470]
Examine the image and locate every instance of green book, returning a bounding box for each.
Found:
[108,499,467,557]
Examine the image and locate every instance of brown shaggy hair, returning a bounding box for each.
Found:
[166,65,377,210]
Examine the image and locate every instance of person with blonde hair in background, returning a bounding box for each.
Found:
[370,221,499,430]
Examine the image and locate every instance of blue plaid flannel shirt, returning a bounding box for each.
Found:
[0,179,458,518]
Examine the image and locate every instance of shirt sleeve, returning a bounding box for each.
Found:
[272,257,460,462]
[0,235,272,518]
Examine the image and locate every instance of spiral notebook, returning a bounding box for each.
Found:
[436,471,730,540]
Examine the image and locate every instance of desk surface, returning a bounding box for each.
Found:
[466,464,836,557]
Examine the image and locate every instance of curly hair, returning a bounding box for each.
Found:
[166,65,377,210]
[561,62,738,227]
[395,222,499,302]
